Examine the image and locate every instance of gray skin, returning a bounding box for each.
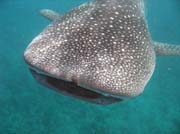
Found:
[24,0,180,104]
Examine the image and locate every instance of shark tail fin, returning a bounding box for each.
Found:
[154,42,180,56]
[40,9,61,21]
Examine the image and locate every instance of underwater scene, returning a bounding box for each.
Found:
[0,0,180,133]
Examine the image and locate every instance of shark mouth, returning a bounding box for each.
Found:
[28,66,122,105]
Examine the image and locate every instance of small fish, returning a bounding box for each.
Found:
[24,0,180,104]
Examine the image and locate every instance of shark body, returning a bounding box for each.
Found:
[24,0,180,104]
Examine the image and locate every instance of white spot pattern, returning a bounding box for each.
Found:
[24,0,155,98]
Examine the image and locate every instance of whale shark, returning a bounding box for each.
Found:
[24,0,180,104]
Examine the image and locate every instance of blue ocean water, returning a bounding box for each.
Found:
[0,0,180,133]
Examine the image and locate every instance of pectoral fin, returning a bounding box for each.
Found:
[40,9,61,21]
[154,42,180,56]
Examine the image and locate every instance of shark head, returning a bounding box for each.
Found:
[24,0,156,104]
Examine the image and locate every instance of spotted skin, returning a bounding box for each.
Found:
[24,0,156,99]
